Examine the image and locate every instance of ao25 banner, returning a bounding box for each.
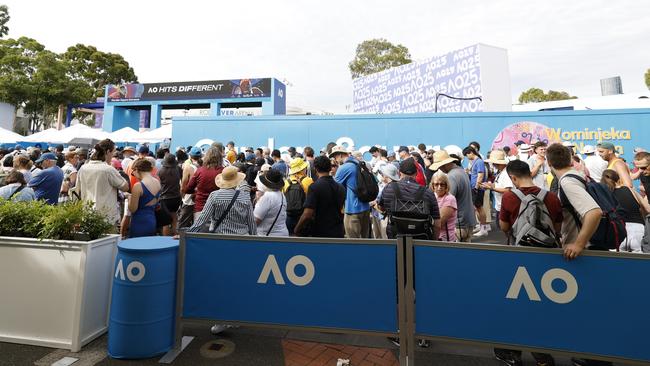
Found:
[107,79,272,102]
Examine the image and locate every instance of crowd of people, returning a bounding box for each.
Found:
[2,137,649,364]
[1,139,649,252]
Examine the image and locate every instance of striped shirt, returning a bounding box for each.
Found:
[187,184,256,235]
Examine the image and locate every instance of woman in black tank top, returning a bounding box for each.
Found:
[601,170,650,252]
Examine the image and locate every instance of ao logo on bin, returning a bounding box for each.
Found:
[257,255,315,286]
[114,259,146,283]
[506,266,578,304]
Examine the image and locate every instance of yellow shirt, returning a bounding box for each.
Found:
[283,175,314,194]
[226,150,237,164]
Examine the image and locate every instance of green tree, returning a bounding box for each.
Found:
[645,68,650,90]
[0,37,91,132]
[348,38,412,79]
[63,44,138,98]
[518,87,577,104]
[0,5,9,38]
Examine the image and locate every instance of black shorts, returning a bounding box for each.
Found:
[161,197,182,213]
[472,188,484,208]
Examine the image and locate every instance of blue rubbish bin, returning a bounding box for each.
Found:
[108,236,179,359]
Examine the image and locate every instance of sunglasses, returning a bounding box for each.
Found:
[433,183,447,187]
[639,165,649,171]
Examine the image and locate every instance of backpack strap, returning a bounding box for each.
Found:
[10,184,25,199]
[266,195,284,236]
[536,189,548,201]
[212,190,240,232]
[558,174,584,230]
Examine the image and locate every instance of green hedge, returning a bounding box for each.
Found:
[0,199,113,241]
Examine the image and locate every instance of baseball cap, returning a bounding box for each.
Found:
[398,146,409,154]
[138,145,150,154]
[190,147,202,157]
[35,152,57,163]
[597,142,615,151]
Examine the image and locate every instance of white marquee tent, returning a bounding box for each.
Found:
[0,127,26,144]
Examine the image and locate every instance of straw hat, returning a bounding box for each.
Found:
[430,150,457,171]
[488,150,509,165]
[289,158,309,175]
[215,166,245,189]
[328,145,349,158]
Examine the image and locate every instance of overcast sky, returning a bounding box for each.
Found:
[4,0,649,113]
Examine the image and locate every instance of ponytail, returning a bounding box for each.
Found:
[91,139,116,162]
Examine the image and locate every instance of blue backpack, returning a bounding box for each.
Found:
[559,174,627,250]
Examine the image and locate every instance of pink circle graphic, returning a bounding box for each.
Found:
[491,121,561,152]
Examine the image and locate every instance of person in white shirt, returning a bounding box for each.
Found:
[481,150,514,213]
[527,141,550,189]
[77,139,130,226]
[581,145,607,182]
[253,169,288,237]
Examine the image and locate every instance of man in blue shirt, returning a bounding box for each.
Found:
[463,146,489,237]
[332,146,370,238]
[270,149,288,177]
[28,152,64,205]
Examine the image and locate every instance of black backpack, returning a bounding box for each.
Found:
[284,178,306,217]
[389,183,433,239]
[354,160,379,202]
[559,174,627,250]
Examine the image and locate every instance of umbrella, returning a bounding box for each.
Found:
[0,127,26,144]
[68,137,101,148]
[58,124,108,144]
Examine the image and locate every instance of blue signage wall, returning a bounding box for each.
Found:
[171,109,650,160]
[414,243,650,363]
[182,236,398,333]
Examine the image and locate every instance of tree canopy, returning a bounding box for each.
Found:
[0,37,138,132]
[645,68,650,90]
[0,5,9,38]
[63,44,137,98]
[518,87,577,104]
[348,38,412,79]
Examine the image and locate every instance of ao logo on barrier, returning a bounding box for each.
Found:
[506,266,578,304]
[114,259,146,283]
[257,255,315,286]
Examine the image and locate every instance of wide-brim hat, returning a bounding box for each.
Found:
[518,144,532,153]
[289,157,309,175]
[328,145,349,158]
[430,150,457,171]
[123,146,137,154]
[379,163,400,181]
[488,150,509,165]
[259,169,285,190]
[215,166,246,189]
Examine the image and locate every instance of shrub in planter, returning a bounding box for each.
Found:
[0,199,113,241]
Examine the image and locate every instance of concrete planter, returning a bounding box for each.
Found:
[0,234,119,352]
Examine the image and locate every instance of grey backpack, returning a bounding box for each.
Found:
[510,188,560,248]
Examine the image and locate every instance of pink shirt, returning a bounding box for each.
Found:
[436,193,457,242]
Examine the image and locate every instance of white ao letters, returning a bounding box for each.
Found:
[257,255,315,286]
[114,259,146,283]
[506,266,578,304]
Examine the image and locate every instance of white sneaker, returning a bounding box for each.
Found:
[210,324,229,334]
[473,224,481,233]
[473,229,488,238]
[484,224,492,232]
